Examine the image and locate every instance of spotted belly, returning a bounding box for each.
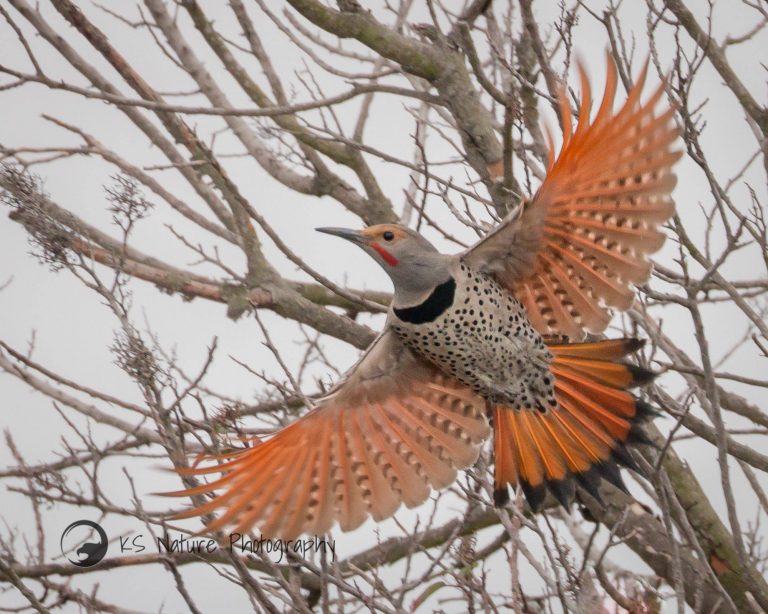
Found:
[391,265,557,412]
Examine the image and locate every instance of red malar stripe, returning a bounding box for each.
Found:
[371,243,399,266]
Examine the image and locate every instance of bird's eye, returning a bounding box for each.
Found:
[382,231,394,242]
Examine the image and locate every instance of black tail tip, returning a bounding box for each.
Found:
[635,399,662,421]
[626,338,646,353]
[596,460,630,495]
[611,443,644,474]
[494,487,510,507]
[578,504,599,523]
[520,480,547,512]
[575,467,605,505]
[547,477,576,510]
[628,364,657,387]
[628,423,660,448]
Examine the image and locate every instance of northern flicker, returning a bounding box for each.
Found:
[163,57,680,539]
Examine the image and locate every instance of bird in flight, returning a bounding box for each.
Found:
[163,57,680,539]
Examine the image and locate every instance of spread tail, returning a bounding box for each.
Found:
[493,338,657,510]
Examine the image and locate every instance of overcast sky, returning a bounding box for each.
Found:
[1,2,766,612]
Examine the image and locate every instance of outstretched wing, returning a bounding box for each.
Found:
[162,329,489,539]
[464,56,680,339]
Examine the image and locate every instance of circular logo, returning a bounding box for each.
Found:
[60,520,108,567]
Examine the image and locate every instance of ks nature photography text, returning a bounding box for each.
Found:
[119,532,336,564]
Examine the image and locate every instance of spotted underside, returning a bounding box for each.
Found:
[390,262,656,510]
[391,262,558,413]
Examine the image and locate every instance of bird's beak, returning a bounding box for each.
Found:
[315,227,368,245]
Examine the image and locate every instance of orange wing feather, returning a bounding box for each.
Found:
[160,331,489,539]
[465,55,681,339]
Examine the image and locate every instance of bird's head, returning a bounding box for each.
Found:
[316,223,453,304]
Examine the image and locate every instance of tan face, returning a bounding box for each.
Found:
[360,224,409,245]
[360,224,408,267]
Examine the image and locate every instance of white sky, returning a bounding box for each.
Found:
[1,2,766,613]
